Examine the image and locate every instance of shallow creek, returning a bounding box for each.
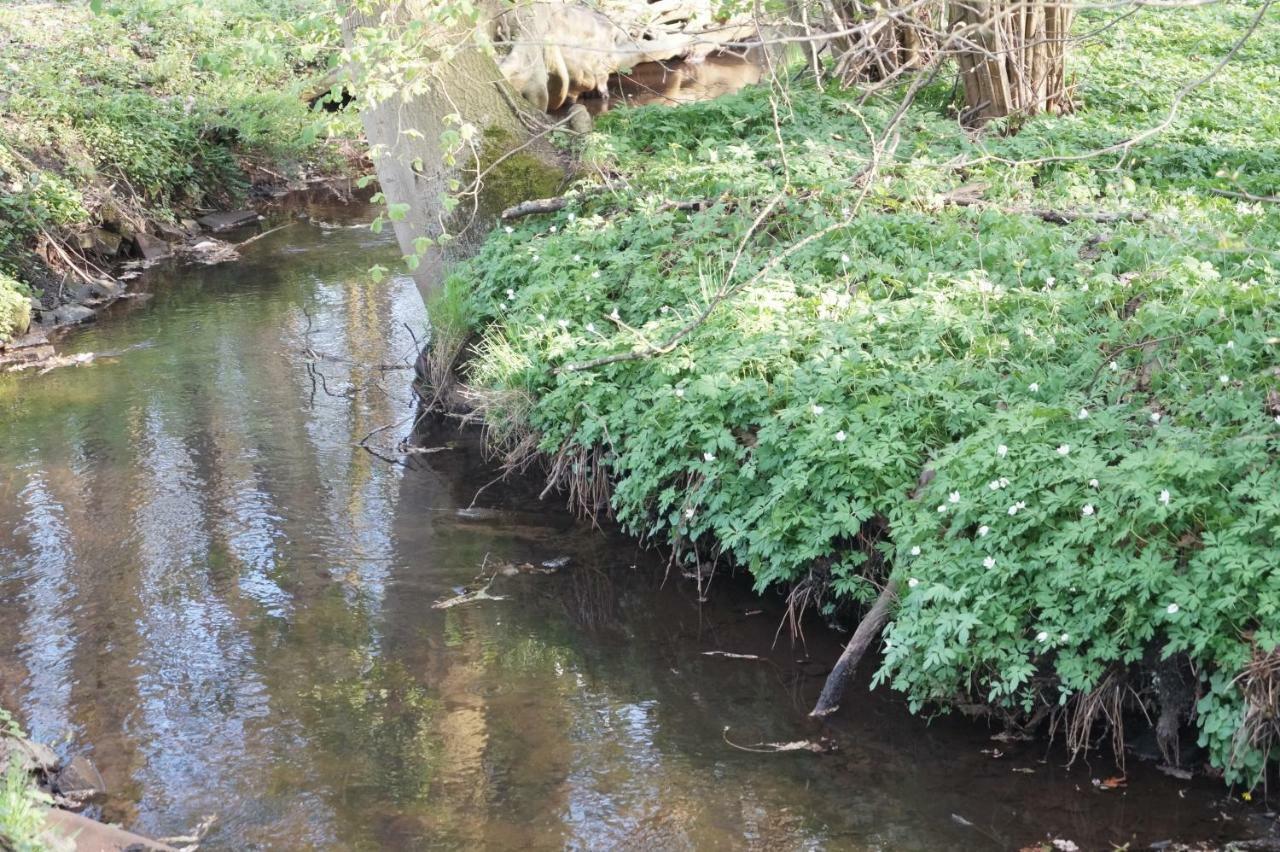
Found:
[0,204,1262,850]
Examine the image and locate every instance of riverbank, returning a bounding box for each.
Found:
[0,0,361,351]
[442,2,1280,788]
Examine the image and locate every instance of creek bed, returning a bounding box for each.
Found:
[0,204,1263,850]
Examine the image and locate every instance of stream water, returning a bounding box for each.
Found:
[0,204,1263,850]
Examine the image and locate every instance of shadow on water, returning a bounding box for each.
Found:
[0,205,1261,850]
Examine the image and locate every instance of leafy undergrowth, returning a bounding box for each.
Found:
[0,0,358,307]
[0,708,51,852]
[448,2,1280,784]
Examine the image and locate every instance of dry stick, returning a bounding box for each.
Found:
[810,579,899,717]
[1209,188,1280,205]
[943,196,1149,224]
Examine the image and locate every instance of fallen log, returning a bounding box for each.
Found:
[500,194,721,220]
[809,579,898,717]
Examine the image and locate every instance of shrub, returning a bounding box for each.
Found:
[449,2,1280,785]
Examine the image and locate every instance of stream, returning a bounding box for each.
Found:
[0,203,1263,850]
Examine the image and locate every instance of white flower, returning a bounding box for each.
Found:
[506,288,516,298]
[812,404,825,415]
[557,319,568,329]
[1089,479,1099,488]
[949,491,961,504]
[1166,603,1179,614]
[1059,633,1069,642]
[1225,340,1234,349]
[978,525,990,537]
[937,504,947,513]
[684,507,695,519]
[1150,412,1161,424]
[674,387,685,398]
[1081,504,1095,517]
[549,225,557,233]
[537,313,547,323]
[908,577,920,588]
[840,253,851,264]
[983,556,996,570]
[1045,275,1056,288]
[585,323,595,333]
[1057,444,1071,456]
[610,307,620,320]
[504,226,514,234]
[573,254,582,262]
[988,479,1001,491]
[1007,500,1027,516]
[1109,361,1118,371]
[1036,631,1049,643]
[567,213,576,222]
[997,444,1008,457]
[1159,489,1171,506]
[1029,383,1040,393]
[591,270,601,279]
[1219,374,1230,385]
[532,254,540,262]
[835,430,847,442]
[660,305,670,314]
[910,546,921,556]
[1077,408,1089,420]
[703,452,716,462]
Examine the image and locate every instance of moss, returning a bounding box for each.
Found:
[471,126,564,219]
[0,274,31,344]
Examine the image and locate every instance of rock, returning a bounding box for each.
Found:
[197,210,260,232]
[541,556,572,570]
[52,304,95,325]
[53,754,106,801]
[154,221,191,242]
[567,103,593,134]
[90,228,123,257]
[72,279,121,305]
[0,735,60,775]
[133,233,171,261]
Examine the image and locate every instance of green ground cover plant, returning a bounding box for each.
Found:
[0,0,357,338]
[447,1,1280,784]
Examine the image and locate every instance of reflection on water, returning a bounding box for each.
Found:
[0,207,1258,850]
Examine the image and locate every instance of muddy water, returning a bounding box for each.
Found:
[0,207,1261,850]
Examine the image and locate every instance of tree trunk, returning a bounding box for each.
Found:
[810,579,898,716]
[949,0,1074,123]
[342,3,564,304]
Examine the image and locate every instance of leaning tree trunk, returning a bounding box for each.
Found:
[342,2,563,304]
[948,0,1074,123]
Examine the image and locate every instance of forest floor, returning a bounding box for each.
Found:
[445,0,1280,790]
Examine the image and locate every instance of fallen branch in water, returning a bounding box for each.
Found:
[810,579,899,717]
[432,583,507,609]
[701,650,763,660]
[722,727,835,754]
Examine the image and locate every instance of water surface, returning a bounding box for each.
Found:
[0,207,1260,850]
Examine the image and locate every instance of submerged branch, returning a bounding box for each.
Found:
[810,579,899,717]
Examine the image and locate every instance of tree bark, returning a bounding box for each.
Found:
[810,579,898,717]
[949,0,1074,123]
[342,3,563,304]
